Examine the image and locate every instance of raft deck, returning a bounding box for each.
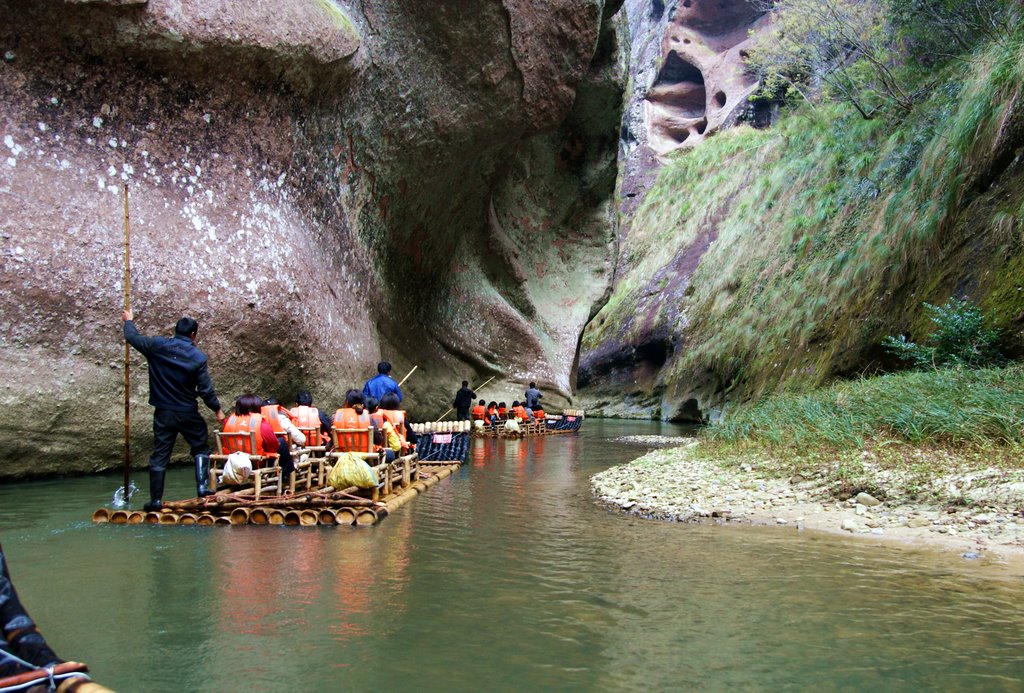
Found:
[93,450,462,527]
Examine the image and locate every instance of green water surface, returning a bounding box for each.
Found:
[2,419,1023,691]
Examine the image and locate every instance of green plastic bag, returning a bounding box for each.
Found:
[328,452,379,490]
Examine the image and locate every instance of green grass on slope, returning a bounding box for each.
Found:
[708,364,1024,449]
[589,34,1024,401]
[698,364,1024,500]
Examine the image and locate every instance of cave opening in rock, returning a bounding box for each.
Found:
[650,51,706,118]
[714,90,726,108]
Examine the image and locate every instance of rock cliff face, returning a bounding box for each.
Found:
[579,0,767,419]
[0,0,624,477]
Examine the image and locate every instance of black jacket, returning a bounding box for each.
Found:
[124,321,221,413]
[453,386,476,409]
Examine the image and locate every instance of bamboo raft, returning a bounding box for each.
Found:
[94,442,463,528]
[469,409,585,439]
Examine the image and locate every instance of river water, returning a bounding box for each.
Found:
[3,419,1024,691]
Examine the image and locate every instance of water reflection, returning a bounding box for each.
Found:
[0,420,1023,691]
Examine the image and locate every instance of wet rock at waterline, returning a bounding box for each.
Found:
[0,0,622,477]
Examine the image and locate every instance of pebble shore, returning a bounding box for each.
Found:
[594,438,1024,568]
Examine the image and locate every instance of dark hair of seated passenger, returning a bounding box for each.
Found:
[365,396,379,413]
[234,393,263,415]
[295,390,313,406]
[345,389,364,407]
[380,392,401,410]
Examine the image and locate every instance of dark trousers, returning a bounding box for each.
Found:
[277,436,294,476]
[456,407,470,421]
[150,408,210,472]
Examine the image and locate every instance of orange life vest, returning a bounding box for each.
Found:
[291,405,327,446]
[471,405,486,420]
[369,411,385,429]
[533,408,546,419]
[498,406,507,418]
[290,405,321,430]
[333,407,370,429]
[513,406,528,420]
[223,413,271,457]
[487,405,497,419]
[260,404,293,435]
[381,409,407,442]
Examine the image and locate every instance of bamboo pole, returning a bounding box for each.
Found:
[336,507,357,525]
[0,662,113,693]
[122,183,131,502]
[161,495,376,512]
[440,375,496,420]
[250,508,270,525]
[396,364,418,387]
[229,508,251,525]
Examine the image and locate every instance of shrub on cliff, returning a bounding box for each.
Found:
[883,298,1005,370]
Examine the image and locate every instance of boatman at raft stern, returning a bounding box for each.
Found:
[524,382,543,409]
[362,361,403,403]
[453,380,476,421]
[122,309,226,511]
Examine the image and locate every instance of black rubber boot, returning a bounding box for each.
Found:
[195,454,214,497]
[144,469,164,511]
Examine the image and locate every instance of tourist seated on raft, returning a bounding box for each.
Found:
[487,401,499,423]
[471,399,487,421]
[511,401,532,421]
[366,397,400,462]
[290,390,333,449]
[222,394,281,468]
[497,402,508,419]
[333,389,385,453]
[379,391,418,451]
[531,404,546,420]
[261,398,306,477]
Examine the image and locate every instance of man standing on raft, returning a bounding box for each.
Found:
[452,380,476,421]
[363,361,403,403]
[123,310,225,511]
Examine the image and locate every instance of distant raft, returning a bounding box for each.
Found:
[469,409,585,438]
[93,445,462,527]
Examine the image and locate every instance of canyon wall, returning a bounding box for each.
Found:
[0,0,625,476]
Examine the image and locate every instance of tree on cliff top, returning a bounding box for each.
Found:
[747,0,1021,119]
[747,0,915,119]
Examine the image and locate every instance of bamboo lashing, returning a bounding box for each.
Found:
[440,374,496,420]
[122,183,131,502]
[396,364,418,387]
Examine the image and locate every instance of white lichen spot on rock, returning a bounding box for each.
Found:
[36,122,47,132]
[5,158,14,168]
[92,117,103,128]
[107,138,118,148]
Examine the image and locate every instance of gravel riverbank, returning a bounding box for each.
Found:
[593,441,1024,569]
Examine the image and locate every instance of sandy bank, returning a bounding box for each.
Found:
[592,438,1024,573]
